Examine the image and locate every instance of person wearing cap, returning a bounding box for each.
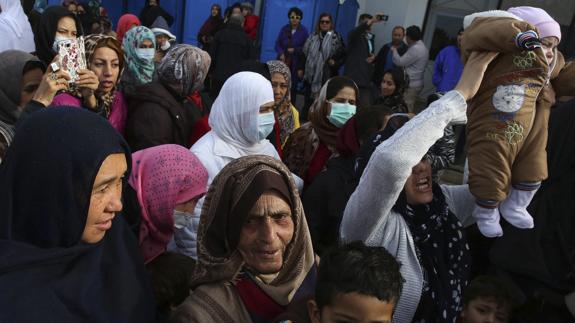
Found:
[460,7,575,238]
[150,16,176,63]
[241,2,259,41]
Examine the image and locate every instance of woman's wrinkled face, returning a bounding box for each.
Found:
[271,72,288,104]
[404,159,433,205]
[541,36,559,67]
[56,16,78,39]
[90,47,120,94]
[19,67,43,108]
[381,73,397,97]
[237,190,294,275]
[83,153,127,244]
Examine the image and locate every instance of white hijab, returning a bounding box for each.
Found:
[0,0,35,53]
[208,71,276,156]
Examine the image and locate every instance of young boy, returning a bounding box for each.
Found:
[460,275,514,323]
[462,7,575,237]
[275,241,403,323]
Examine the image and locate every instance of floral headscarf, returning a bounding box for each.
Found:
[157,44,211,98]
[122,26,156,86]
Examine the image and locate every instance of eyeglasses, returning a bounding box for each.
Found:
[289,15,301,20]
[320,20,331,24]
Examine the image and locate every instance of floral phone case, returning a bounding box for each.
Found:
[58,37,86,84]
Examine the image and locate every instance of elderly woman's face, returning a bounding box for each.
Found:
[82,153,127,243]
[238,190,294,275]
[271,72,288,104]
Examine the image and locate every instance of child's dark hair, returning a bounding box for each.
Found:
[463,275,515,311]
[315,241,404,310]
[145,252,196,314]
[355,105,393,144]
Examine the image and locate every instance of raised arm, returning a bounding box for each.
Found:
[340,51,498,243]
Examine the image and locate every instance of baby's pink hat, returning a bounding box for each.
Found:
[508,6,561,42]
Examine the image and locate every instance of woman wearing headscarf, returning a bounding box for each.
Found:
[374,66,409,113]
[340,52,497,323]
[170,155,316,322]
[121,26,156,93]
[0,0,35,53]
[116,13,141,43]
[52,35,127,134]
[197,3,222,51]
[173,72,304,259]
[33,5,81,65]
[125,44,211,151]
[283,76,358,186]
[0,50,45,161]
[139,0,173,28]
[122,144,208,264]
[303,13,346,101]
[266,60,300,148]
[0,108,156,322]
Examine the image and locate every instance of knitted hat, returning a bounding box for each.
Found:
[150,16,176,40]
[507,6,561,42]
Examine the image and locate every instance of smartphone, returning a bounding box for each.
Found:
[58,37,86,84]
[376,14,389,22]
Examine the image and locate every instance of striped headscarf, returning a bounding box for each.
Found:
[122,26,156,86]
[157,44,211,97]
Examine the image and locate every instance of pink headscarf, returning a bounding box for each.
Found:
[116,14,141,43]
[129,144,208,263]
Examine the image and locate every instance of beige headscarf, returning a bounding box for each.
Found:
[171,155,314,322]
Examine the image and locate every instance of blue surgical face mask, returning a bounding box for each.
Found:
[327,102,356,128]
[173,209,192,229]
[258,111,275,141]
[136,48,156,62]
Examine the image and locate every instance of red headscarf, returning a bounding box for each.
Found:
[116,14,141,43]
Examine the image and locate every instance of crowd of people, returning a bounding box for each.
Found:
[0,0,574,322]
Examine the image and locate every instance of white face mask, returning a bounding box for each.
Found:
[173,209,192,229]
[52,35,72,52]
[160,40,171,51]
[136,48,156,62]
[257,111,275,141]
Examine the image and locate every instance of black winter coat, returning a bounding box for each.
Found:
[302,156,358,256]
[125,82,195,152]
[209,24,256,84]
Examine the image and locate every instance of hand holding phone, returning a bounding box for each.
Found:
[58,37,86,84]
[376,14,389,22]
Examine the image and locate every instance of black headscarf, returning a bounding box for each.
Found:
[0,108,156,322]
[139,0,174,28]
[33,6,82,64]
[491,99,575,296]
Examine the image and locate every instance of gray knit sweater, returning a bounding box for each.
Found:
[340,90,476,323]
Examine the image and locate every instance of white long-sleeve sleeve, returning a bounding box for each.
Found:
[340,90,467,243]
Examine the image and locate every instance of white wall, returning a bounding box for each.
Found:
[355,0,430,52]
